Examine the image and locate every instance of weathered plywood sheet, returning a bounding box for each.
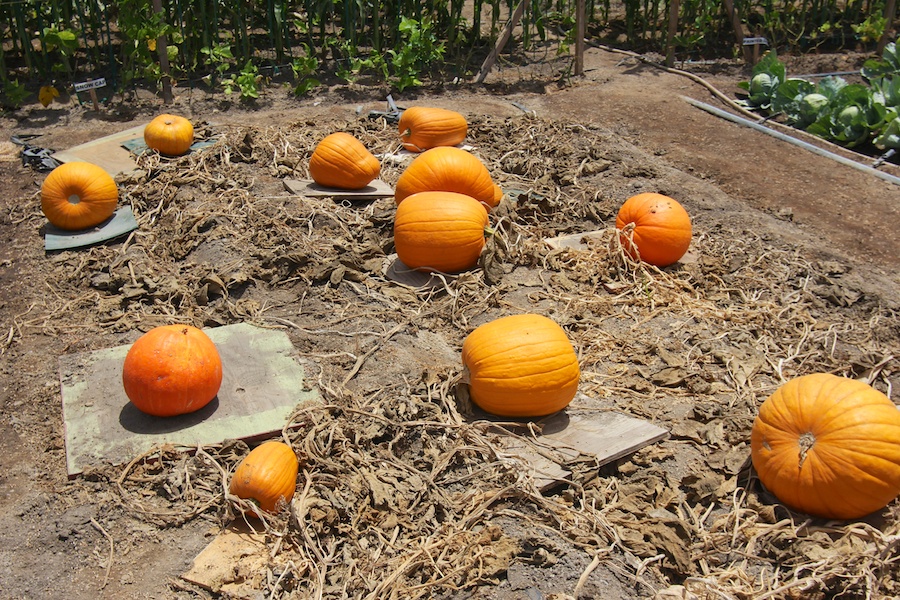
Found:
[44,206,138,251]
[60,322,321,476]
[283,178,394,199]
[52,124,147,176]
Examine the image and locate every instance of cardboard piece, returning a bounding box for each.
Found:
[59,322,321,477]
[44,206,138,251]
[283,178,394,200]
[544,230,608,252]
[181,521,270,596]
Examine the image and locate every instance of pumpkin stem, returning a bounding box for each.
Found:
[484,226,496,237]
[797,432,816,469]
[401,127,411,139]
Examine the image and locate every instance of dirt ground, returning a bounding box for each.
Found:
[1,44,899,600]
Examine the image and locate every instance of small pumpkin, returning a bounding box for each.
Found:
[751,373,900,520]
[615,192,692,267]
[230,441,299,517]
[394,191,489,273]
[398,106,468,152]
[394,146,499,211]
[144,113,194,156]
[462,314,581,418]
[41,162,118,231]
[122,324,223,417]
[309,132,381,190]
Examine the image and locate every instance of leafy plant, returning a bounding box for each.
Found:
[2,80,29,109]
[222,60,262,100]
[388,16,445,92]
[41,27,80,76]
[290,44,319,97]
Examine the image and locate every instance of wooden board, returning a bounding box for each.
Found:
[52,124,147,176]
[181,521,270,596]
[59,322,321,477]
[493,405,669,490]
[383,254,452,290]
[44,206,138,251]
[283,178,394,200]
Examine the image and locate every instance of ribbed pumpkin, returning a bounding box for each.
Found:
[122,324,223,417]
[398,106,468,152]
[144,113,194,156]
[462,314,581,418]
[393,191,488,273]
[309,132,381,190]
[751,373,900,520]
[615,192,692,267]
[41,162,118,231]
[230,441,299,517]
[394,146,499,211]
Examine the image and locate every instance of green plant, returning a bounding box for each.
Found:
[200,43,235,86]
[290,44,320,97]
[41,27,80,76]
[222,60,262,100]
[2,80,29,109]
[388,16,445,92]
[117,0,181,86]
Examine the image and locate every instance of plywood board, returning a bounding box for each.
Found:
[485,400,669,490]
[283,178,394,200]
[44,206,138,251]
[52,124,147,176]
[60,322,321,477]
[383,254,451,291]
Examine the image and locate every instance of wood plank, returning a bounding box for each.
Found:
[476,0,530,83]
[60,322,322,477]
[181,521,269,597]
[52,124,147,176]
[283,178,394,200]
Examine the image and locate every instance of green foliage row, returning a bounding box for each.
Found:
[739,43,900,152]
[0,0,894,107]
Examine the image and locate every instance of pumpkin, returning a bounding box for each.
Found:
[751,373,900,520]
[398,106,468,152]
[40,162,118,231]
[615,192,692,267]
[462,314,581,417]
[394,146,499,211]
[309,132,381,190]
[230,441,299,517]
[394,191,488,273]
[144,113,194,156]
[122,324,223,418]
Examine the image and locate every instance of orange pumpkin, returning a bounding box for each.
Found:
[615,192,692,267]
[398,106,468,152]
[751,373,900,520]
[394,146,499,210]
[144,113,194,156]
[230,441,299,517]
[309,132,381,190]
[122,324,223,417]
[393,191,488,273]
[40,162,118,231]
[462,314,581,417]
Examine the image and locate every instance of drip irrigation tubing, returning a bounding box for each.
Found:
[681,96,900,186]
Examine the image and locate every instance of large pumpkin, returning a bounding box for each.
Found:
[394,146,499,210]
[122,324,223,417]
[41,162,118,231]
[309,132,381,190]
[144,113,194,156]
[462,314,581,418]
[615,192,692,267]
[230,441,299,517]
[393,191,488,273]
[751,373,900,520]
[398,106,468,152]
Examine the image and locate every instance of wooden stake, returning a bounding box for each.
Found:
[88,88,100,111]
[575,0,585,76]
[476,0,529,83]
[665,0,681,67]
[877,0,897,55]
[722,0,752,64]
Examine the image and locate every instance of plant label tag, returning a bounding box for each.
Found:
[742,37,769,46]
[74,78,107,92]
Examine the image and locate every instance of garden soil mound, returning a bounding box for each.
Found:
[1,46,899,599]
